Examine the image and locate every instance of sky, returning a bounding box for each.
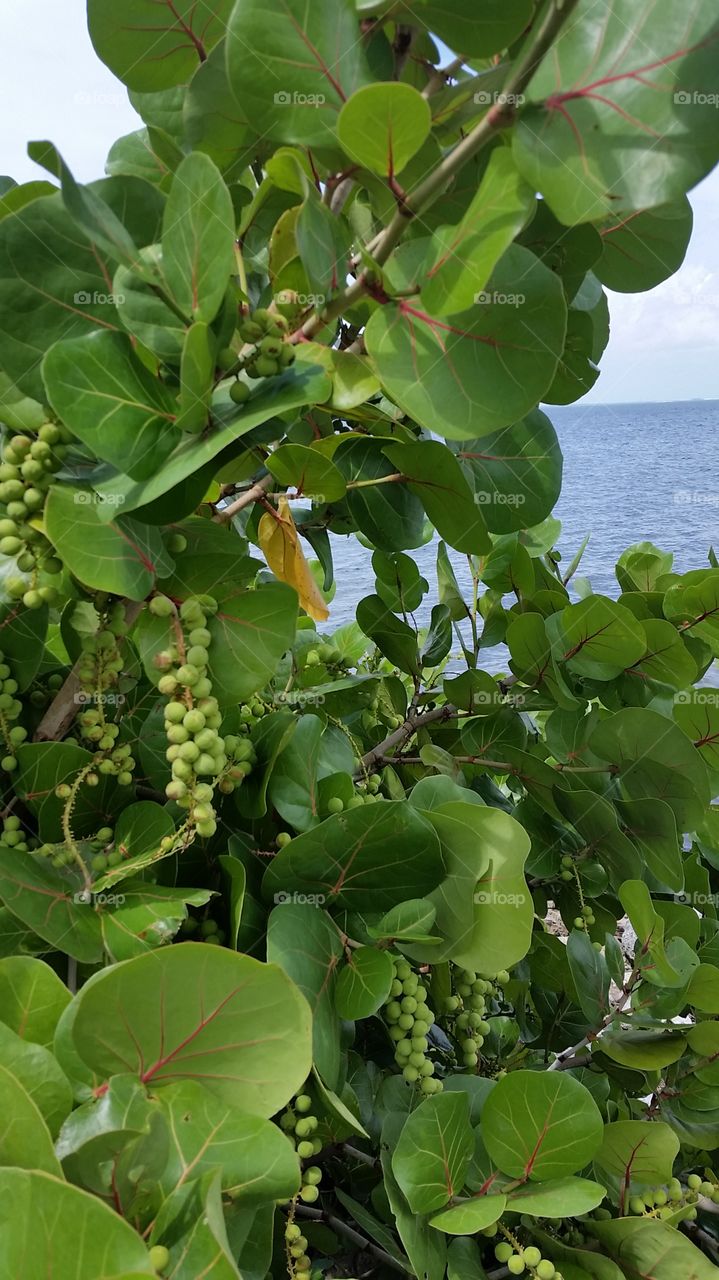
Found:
[0,1,717,405]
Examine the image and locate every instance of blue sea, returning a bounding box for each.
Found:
[326,400,719,673]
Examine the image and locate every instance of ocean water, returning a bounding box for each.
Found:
[325,400,719,672]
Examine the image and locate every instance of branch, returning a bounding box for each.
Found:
[294,1204,406,1274]
[356,703,458,776]
[34,601,143,742]
[548,970,638,1071]
[214,473,273,523]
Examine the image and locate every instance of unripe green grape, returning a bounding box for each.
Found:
[158,674,178,695]
[297,1140,315,1160]
[494,1244,513,1263]
[536,1264,556,1280]
[403,1065,419,1083]
[507,1258,525,1276]
[149,1244,170,1273]
[523,1248,542,1268]
[687,1174,702,1190]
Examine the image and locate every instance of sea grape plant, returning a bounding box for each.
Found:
[0,0,718,1277]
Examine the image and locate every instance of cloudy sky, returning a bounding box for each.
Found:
[1,1,717,405]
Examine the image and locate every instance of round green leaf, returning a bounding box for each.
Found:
[596,199,693,292]
[366,245,567,440]
[267,902,344,1089]
[67,943,312,1115]
[88,0,233,91]
[393,1092,474,1213]
[338,83,431,176]
[0,956,71,1047]
[505,1176,606,1218]
[0,1064,62,1176]
[455,409,562,534]
[482,1070,604,1181]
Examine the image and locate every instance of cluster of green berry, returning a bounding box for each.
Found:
[34,824,114,872]
[179,915,227,945]
[0,424,70,607]
[75,602,134,782]
[573,903,596,931]
[151,593,228,838]
[628,1173,718,1219]
[279,1092,324,1171]
[305,643,344,669]
[0,648,26,773]
[494,1241,562,1278]
[383,958,441,1093]
[444,968,494,1069]
[346,774,383,810]
[238,697,267,731]
[284,1221,321,1280]
[228,308,295,404]
[1,814,34,852]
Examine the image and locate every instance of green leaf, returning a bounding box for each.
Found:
[267,903,343,1089]
[594,1120,679,1191]
[0,184,161,398]
[393,1092,474,1213]
[92,802,177,892]
[482,1069,604,1181]
[590,708,710,830]
[619,880,692,988]
[296,195,351,302]
[356,595,420,677]
[421,149,535,317]
[45,487,172,601]
[338,83,431,176]
[162,154,235,322]
[0,599,49,690]
[184,44,259,176]
[550,595,646,679]
[0,1168,155,1276]
[0,1064,62,1175]
[267,444,347,502]
[88,0,233,91]
[383,441,490,555]
[514,0,719,223]
[335,437,426,551]
[226,0,371,148]
[596,199,693,292]
[207,585,299,707]
[43,331,178,481]
[156,1080,300,1202]
[615,797,683,891]
[0,956,71,1047]
[262,801,444,912]
[588,1216,719,1280]
[93,363,331,515]
[674,687,719,771]
[505,1176,606,1218]
[176,321,215,434]
[0,847,103,964]
[429,1195,506,1236]
[150,1170,240,1279]
[335,947,394,1020]
[599,1027,687,1071]
[267,714,353,832]
[567,928,611,1024]
[396,0,533,58]
[67,942,312,1114]
[366,899,438,944]
[381,1114,448,1280]
[0,1020,72,1136]
[455,409,563,534]
[422,605,453,668]
[366,245,567,440]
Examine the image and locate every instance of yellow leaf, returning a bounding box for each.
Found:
[258,497,329,623]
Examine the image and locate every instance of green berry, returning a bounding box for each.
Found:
[148,1245,170,1273]
[495,1244,513,1264]
[507,1258,526,1276]
[523,1248,542,1267]
[536,1264,556,1280]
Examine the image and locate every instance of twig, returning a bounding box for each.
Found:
[548,969,639,1071]
[214,473,273,523]
[356,704,458,776]
[294,1205,406,1274]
